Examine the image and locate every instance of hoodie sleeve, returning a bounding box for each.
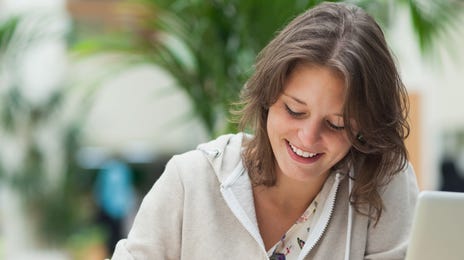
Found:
[364,163,420,260]
[111,155,184,260]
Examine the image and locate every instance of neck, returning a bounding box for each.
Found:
[256,171,328,213]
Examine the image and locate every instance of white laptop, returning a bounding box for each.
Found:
[405,191,464,260]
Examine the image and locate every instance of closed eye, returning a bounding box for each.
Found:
[327,120,345,131]
[285,104,304,117]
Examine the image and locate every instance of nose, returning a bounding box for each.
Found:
[298,118,322,146]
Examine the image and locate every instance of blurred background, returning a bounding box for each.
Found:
[0,0,463,259]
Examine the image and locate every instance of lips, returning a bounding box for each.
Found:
[289,143,318,158]
[286,140,322,162]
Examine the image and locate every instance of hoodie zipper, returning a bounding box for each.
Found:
[297,173,343,260]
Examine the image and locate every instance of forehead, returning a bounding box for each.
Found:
[282,63,345,112]
[284,63,346,94]
[282,61,346,91]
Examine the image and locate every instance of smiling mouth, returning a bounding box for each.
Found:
[288,141,319,158]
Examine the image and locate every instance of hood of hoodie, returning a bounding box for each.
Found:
[196,132,248,185]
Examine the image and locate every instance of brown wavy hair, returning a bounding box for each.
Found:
[237,2,409,223]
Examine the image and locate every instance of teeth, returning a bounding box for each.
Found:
[290,143,317,158]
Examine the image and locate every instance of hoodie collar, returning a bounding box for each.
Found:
[196,133,247,184]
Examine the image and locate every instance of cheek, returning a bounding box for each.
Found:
[338,138,352,155]
[266,106,280,134]
[330,134,352,154]
[266,110,273,135]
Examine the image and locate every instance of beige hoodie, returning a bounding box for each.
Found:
[112,133,419,259]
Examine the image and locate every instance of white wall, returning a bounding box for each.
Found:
[74,57,209,164]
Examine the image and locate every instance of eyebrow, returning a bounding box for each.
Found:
[281,92,344,117]
[282,92,306,105]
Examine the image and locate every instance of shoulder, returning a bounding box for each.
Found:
[373,162,419,229]
[361,162,419,258]
[381,162,420,205]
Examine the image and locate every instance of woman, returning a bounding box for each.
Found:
[111,2,419,259]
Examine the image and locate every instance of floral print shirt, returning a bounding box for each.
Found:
[267,195,319,260]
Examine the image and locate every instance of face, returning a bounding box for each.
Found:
[267,63,352,184]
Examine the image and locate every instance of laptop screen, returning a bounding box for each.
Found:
[405,191,464,260]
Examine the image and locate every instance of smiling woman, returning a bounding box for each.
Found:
[111,2,419,260]
[260,64,353,251]
[267,64,350,184]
